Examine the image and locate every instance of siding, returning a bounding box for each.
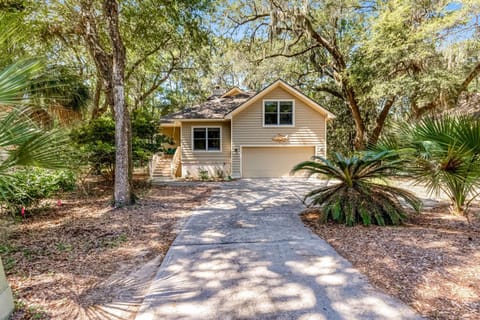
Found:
[181,121,231,167]
[160,127,181,147]
[231,87,326,177]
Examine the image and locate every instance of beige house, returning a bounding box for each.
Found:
[154,79,335,179]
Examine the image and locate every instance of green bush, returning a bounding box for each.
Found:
[0,168,76,214]
[71,111,168,179]
[292,151,421,226]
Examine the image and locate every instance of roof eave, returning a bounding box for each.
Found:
[167,118,229,122]
[225,79,336,120]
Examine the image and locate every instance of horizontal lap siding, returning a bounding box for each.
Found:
[181,121,231,167]
[232,87,326,177]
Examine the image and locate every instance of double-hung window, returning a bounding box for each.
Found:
[193,127,221,151]
[264,100,294,126]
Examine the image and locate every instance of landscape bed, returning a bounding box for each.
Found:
[301,205,480,320]
[0,177,212,319]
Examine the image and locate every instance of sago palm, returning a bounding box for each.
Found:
[292,151,421,226]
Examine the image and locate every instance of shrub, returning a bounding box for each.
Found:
[214,166,225,180]
[292,151,421,226]
[198,168,209,181]
[0,168,76,214]
[71,111,167,179]
[374,116,480,215]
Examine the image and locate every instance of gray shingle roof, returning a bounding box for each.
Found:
[162,92,256,121]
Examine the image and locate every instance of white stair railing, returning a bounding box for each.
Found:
[171,147,181,177]
[148,153,161,179]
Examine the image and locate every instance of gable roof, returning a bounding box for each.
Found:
[221,87,245,97]
[225,79,335,119]
[161,80,335,122]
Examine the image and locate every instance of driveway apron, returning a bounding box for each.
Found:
[136,179,420,320]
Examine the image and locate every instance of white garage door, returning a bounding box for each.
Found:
[242,146,315,178]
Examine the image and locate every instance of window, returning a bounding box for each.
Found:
[263,100,294,126]
[193,127,221,151]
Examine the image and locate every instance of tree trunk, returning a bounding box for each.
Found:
[342,82,366,150]
[368,97,396,146]
[91,76,107,120]
[105,0,133,207]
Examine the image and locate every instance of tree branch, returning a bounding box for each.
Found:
[135,54,178,107]
[255,45,320,62]
[314,85,344,100]
[125,37,172,81]
[369,96,396,145]
[459,61,480,94]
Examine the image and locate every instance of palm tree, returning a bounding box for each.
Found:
[292,151,421,226]
[0,60,69,206]
[0,118,68,209]
[0,15,70,317]
[376,116,480,215]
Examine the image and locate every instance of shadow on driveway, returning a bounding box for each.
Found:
[136,179,420,320]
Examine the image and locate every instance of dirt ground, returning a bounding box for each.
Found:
[0,177,212,319]
[301,205,480,320]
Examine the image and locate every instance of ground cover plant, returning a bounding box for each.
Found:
[0,168,76,215]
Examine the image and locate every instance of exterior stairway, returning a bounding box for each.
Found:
[149,147,181,182]
[151,156,173,179]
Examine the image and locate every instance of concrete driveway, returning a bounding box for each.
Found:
[136,179,420,320]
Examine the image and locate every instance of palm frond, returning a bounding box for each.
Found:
[376,115,480,214]
[0,59,44,106]
[293,150,420,226]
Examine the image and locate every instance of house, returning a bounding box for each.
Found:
[154,79,335,179]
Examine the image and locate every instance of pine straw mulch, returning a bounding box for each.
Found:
[301,206,480,320]
[0,177,212,320]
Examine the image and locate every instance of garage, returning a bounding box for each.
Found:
[241,146,315,178]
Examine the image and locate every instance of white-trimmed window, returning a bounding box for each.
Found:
[193,127,221,151]
[263,100,294,126]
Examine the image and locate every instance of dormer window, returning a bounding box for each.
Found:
[263,100,294,126]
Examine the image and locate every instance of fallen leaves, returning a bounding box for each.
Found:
[1,177,212,319]
[301,206,480,320]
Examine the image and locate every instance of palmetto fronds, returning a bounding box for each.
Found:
[375,116,480,215]
[410,116,480,214]
[292,151,421,226]
[0,109,69,204]
[0,56,69,207]
[0,59,43,107]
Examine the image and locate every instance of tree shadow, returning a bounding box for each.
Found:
[137,179,419,319]
[3,183,212,319]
